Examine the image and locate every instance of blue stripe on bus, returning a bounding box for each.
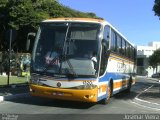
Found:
[97,86,127,102]
[99,72,130,82]
[97,94,107,101]
[97,72,130,102]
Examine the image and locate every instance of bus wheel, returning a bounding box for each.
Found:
[125,77,132,93]
[101,85,111,105]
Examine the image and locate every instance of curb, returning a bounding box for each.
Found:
[146,78,160,83]
[0,96,4,102]
[0,93,30,102]
[133,97,160,110]
[0,84,29,88]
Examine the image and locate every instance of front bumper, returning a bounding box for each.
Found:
[30,84,98,102]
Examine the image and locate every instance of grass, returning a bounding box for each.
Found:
[0,75,29,86]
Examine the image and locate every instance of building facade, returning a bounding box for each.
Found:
[136,41,160,77]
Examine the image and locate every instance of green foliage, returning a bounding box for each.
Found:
[0,76,28,86]
[153,0,160,18]
[0,0,99,51]
[149,49,160,71]
[149,53,157,69]
[154,49,160,63]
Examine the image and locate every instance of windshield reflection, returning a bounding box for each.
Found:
[32,22,101,77]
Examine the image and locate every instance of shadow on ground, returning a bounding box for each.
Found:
[4,79,159,109]
[6,95,95,109]
[113,81,159,101]
[0,84,29,96]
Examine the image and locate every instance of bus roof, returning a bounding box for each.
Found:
[43,18,105,23]
[42,18,134,47]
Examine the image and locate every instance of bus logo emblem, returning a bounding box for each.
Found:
[57,82,61,88]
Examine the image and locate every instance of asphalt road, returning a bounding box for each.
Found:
[0,77,159,120]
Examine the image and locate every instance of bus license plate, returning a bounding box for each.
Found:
[53,92,64,96]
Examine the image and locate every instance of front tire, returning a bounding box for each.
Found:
[101,84,111,105]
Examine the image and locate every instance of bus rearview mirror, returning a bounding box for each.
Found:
[26,32,36,52]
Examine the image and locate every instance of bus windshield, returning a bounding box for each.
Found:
[32,22,101,77]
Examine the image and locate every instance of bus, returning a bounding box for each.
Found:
[29,18,136,104]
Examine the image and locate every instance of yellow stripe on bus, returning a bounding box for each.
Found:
[46,18,105,23]
[113,80,129,90]
[98,84,107,93]
[110,54,134,64]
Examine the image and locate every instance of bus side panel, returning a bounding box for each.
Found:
[98,72,130,101]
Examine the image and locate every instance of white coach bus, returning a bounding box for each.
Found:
[29,18,136,104]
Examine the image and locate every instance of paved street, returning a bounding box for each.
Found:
[0,77,159,114]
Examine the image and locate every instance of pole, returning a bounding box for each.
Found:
[159,80,160,93]
[7,29,12,86]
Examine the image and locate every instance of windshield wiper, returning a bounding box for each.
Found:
[60,23,77,78]
[65,57,77,78]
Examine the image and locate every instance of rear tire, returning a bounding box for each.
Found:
[125,77,132,93]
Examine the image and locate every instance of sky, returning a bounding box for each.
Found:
[58,0,160,46]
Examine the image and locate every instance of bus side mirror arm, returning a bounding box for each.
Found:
[26,32,36,52]
[26,39,30,51]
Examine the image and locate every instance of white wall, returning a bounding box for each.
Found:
[136,41,160,76]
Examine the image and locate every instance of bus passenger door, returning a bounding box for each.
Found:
[99,25,110,76]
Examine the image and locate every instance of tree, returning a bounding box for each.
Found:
[0,0,49,51]
[0,0,98,52]
[149,49,160,73]
[153,0,160,18]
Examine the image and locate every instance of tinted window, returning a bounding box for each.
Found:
[126,42,130,58]
[122,39,126,55]
[111,30,117,52]
[117,35,122,54]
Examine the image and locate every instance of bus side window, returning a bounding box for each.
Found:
[103,25,110,48]
[126,42,129,58]
[117,35,122,54]
[111,30,117,52]
[122,39,126,56]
